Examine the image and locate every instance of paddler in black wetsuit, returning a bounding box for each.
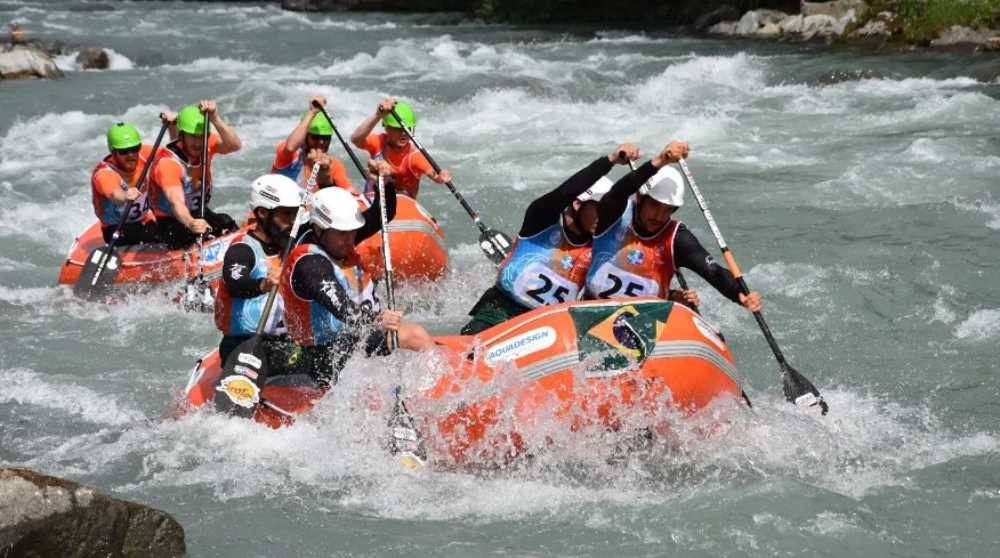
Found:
[585,146,762,312]
[461,141,691,335]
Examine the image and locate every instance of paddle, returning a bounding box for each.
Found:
[676,158,827,415]
[213,166,315,418]
[311,100,369,181]
[183,109,214,312]
[387,105,512,265]
[374,171,427,470]
[74,119,169,300]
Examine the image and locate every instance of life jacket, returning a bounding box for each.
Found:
[496,220,591,309]
[214,232,285,337]
[369,142,424,198]
[151,140,212,218]
[89,146,155,226]
[586,198,679,299]
[272,148,316,191]
[279,239,378,347]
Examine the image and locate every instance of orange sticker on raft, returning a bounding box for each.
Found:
[218,375,260,409]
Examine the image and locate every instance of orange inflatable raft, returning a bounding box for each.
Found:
[356,194,448,282]
[58,222,250,287]
[182,298,743,466]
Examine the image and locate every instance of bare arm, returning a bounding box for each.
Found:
[200,100,242,155]
[351,97,395,149]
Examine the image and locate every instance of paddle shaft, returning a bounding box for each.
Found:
[311,101,369,179]
[676,159,814,382]
[87,120,169,288]
[387,107,492,236]
[253,164,316,336]
[375,173,399,349]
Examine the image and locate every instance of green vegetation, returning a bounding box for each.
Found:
[867,0,1000,43]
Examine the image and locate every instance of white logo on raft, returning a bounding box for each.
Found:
[229,263,246,280]
[485,326,557,365]
[237,352,262,369]
[692,313,725,351]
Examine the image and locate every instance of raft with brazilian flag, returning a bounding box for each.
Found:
[181,296,744,467]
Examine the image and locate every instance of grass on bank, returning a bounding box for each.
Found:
[866,0,1000,43]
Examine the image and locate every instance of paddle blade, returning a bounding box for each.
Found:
[182,278,214,313]
[479,228,512,264]
[214,336,269,419]
[73,246,120,300]
[781,362,829,415]
[388,392,427,470]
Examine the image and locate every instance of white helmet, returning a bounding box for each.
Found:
[310,187,364,231]
[577,176,614,203]
[639,166,685,207]
[250,174,303,210]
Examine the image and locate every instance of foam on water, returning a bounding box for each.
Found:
[53,48,134,72]
[954,309,1000,341]
[0,368,144,426]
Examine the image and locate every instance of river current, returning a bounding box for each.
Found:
[1,1,998,556]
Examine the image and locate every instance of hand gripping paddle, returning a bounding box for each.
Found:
[387,106,512,265]
[183,109,215,313]
[212,165,315,418]
[75,119,169,301]
[676,158,827,415]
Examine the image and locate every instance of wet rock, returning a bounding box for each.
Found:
[0,44,63,79]
[813,68,884,85]
[974,61,1000,82]
[707,20,739,36]
[850,14,891,38]
[0,468,185,557]
[801,0,868,19]
[281,0,347,10]
[756,22,782,39]
[800,14,842,40]
[779,14,804,35]
[930,25,995,47]
[693,5,740,33]
[756,9,788,26]
[734,10,761,35]
[76,47,109,70]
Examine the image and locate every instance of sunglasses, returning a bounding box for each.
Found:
[114,146,141,155]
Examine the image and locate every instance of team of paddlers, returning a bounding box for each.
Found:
[89,95,763,386]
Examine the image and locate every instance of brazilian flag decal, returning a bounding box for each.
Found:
[570,300,673,375]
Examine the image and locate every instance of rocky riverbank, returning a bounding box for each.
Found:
[705,0,1000,50]
[0,468,186,557]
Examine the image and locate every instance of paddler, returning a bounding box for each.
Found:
[349,97,452,199]
[460,143,643,335]
[149,100,241,248]
[90,115,176,245]
[279,161,434,385]
[585,142,762,312]
[214,174,303,366]
[271,95,356,194]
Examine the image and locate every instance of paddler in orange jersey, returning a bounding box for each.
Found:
[272,95,357,195]
[460,143,645,335]
[279,161,434,385]
[585,142,763,313]
[149,100,242,248]
[90,114,176,245]
[349,97,452,200]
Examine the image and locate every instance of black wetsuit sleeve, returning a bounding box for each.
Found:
[673,224,743,303]
[594,160,658,237]
[519,156,614,237]
[355,177,397,244]
[222,243,264,298]
[290,253,379,326]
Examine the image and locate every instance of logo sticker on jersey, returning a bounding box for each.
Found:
[217,375,260,408]
[202,238,232,265]
[485,326,557,365]
[626,249,644,266]
[560,254,573,270]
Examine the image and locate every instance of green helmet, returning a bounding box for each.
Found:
[382,102,416,130]
[305,111,333,136]
[106,122,142,152]
[176,105,207,135]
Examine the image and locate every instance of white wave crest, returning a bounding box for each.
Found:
[0,368,144,426]
[954,308,1000,341]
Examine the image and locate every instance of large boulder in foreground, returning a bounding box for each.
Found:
[0,468,185,558]
[0,45,63,79]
